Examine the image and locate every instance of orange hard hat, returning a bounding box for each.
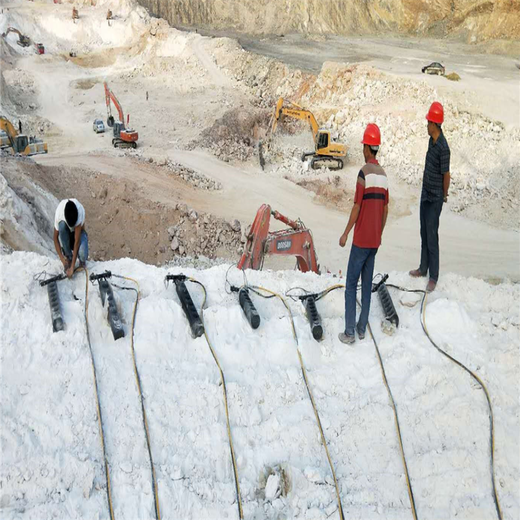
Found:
[361,123,381,146]
[426,102,444,124]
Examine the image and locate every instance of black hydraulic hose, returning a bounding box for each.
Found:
[383,280,503,520]
[419,293,502,520]
[82,267,116,520]
[112,275,161,520]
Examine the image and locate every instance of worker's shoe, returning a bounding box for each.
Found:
[426,279,437,293]
[338,332,355,345]
[409,269,427,278]
[356,326,366,340]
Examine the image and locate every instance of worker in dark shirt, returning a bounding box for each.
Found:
[410,101,451,292]
[339,124,389,344]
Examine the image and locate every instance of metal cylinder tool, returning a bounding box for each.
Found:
[39,273,66,333]
[39,275,66,332]
[166,274,205,338]
[47,281,64,333]
[373,274,399,328]
[90,271,125,340]
[239,287,261,329]
[302,295,323,341]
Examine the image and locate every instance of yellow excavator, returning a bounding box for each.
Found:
[268,97,347,170]
[0,116,48,156]
[1,27,30,47]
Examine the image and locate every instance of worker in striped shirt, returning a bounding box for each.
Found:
[339,124,389,345]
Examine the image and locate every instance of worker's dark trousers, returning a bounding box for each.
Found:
[58,221,88,264]
[419,199,443,282]
[345,245,378,337]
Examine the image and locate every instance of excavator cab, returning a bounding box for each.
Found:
[316,131,329,151]
[14,135,29,154]
[113,121,123,137]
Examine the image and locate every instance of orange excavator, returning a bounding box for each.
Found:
[238,204,319,273]
[104,82,138,149]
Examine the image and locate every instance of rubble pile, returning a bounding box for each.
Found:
[164,160,222,190]
[135,156,223,190]
[167,203,245,258]
[192,107,271,162]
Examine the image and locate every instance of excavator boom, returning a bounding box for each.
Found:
[104,82,125,124]
[272,97,319,139]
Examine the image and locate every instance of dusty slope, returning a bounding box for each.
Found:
[138,0,520,42]
[1,252,519,519]
[0,158,57,255]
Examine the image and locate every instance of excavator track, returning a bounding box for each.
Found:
[112,138,137,149]
[310,155,344,171]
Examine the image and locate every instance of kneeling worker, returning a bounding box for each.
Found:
[339,123,389,344]
[53,198,88,278]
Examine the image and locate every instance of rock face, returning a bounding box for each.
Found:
[137,0,519,42]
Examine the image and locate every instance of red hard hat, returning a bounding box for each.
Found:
[426,102,444,124]
[361,123,381,146]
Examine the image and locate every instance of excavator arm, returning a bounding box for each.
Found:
[238,204,319,273]
[271,97,320,140]
[0,116,18,148]
[104,82,125,126]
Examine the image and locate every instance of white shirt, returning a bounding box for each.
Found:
[54,199,85,231]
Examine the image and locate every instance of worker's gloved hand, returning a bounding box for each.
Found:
[339,233,348,248]
[66,265,74,279]
[61,257,70,270]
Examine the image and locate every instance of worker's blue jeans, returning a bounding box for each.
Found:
[419,199,443,282]
[345,245,378,337]
[58,221,88,264]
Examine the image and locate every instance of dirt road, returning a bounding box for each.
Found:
[37,151,520,280]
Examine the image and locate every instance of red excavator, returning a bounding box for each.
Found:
[238,204,319,273]
[104,82,138,148]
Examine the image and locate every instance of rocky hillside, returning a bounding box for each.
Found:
[137,0,519,42]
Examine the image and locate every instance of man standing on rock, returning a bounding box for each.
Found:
[409,101,451,292]
[53,199,88,278]
[339,123,389,345]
